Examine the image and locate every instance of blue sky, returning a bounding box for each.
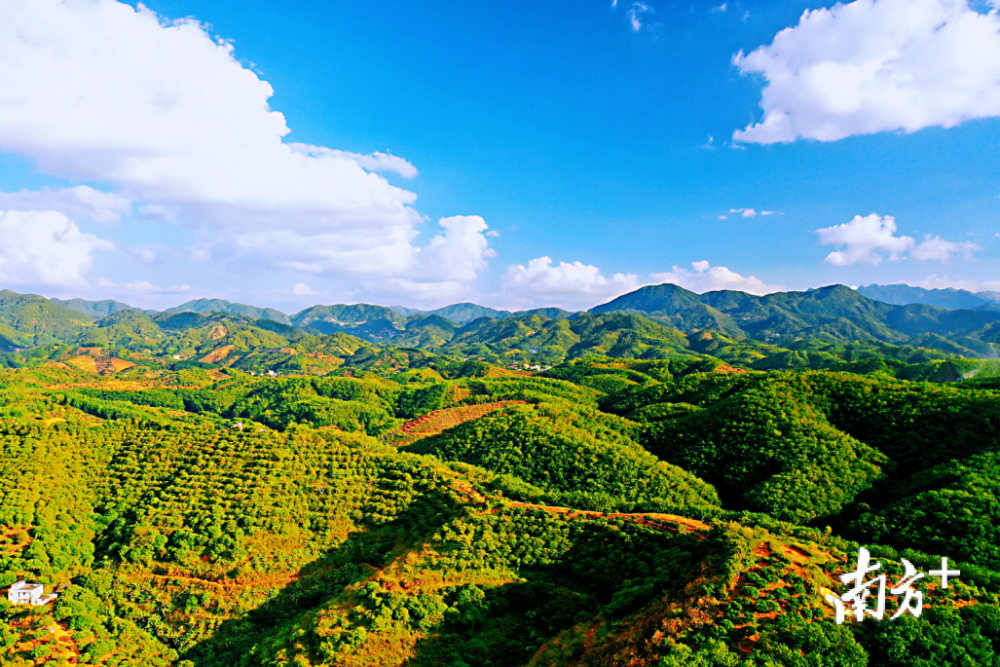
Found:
[0,0,998,312]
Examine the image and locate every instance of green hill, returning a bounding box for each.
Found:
[441,312,693,365]
[405,400,720,513]
[0,290,94,349]
[290,303,407,339]
[162,298,291,325]
[0,358,999,666]
[590,282,1000,351]
[50,297,141,318]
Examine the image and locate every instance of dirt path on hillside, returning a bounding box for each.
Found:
[134,571,300,590]
[452,481,710,535]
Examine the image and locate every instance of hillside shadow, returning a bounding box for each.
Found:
[181,498,710,667]
[399,522,710,667]
[179,485,469,666]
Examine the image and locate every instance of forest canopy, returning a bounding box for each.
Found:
[0,313,998,667]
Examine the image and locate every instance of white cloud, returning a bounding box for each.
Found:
[231,214,493,286]
[0,0,491,295]
[911,234,979,261]
[731,207,758,217]
[0,186,130,222]
[817,213,914,265]
[127,247,159,266]
[718,215,728,220]
[912,274,1000,291]
[290,144,418,179]
[651,261,782,295]
[125,280,190,294]
[817,213,978,264]
[136,204,180,221]
[713,3,728,12]
[292,282,319,295]
[503,257,640,300]
[627,2,654,31]
[733,0,1000,143]
[0,210,113,286]
[486,230,500,237]
[418,215,495,281]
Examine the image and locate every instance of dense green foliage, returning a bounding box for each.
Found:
[406,401,721,514]
[640,374,887,523]
[850,452,1000,570]
[0,319,999,667]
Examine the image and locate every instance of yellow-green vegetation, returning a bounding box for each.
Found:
[404,401,721,515]
[0,342,999,667]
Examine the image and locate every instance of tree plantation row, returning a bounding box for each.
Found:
[0,351,998,666]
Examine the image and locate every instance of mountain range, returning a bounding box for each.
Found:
[857,283,1000,311]
[3,282,1000,372]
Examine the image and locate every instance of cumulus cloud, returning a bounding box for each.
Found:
[290,144,418,179]
[911,234,979,261]
[503,257,640,301]
[417,216,495,281]
[231,214,494,285]
[817,214,914,265]
[817,213,978,264]
[650,261,782,295]
[0,210,113,286]
[292,282,319,295]
[0,0,491,293]
[0,186,130,222]
[733,0,1000,143]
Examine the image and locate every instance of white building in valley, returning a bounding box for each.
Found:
[7,581,57,606]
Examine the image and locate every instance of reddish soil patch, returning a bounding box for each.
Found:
[399,400,527,440]
[715,364,750,374]
[782,544,812,562]
[200,345,236,364]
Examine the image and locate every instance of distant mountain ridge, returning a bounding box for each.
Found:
[51,297,143,319]
[163,298,292,325]
[588,282,1000,355]
[390,302,512,324]
[857,284,1000,311]
[5,282,1000,362]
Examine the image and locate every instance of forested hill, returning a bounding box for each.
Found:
[590,283,1000,348]
[1,354,999,666]
[4,284,1000,379]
